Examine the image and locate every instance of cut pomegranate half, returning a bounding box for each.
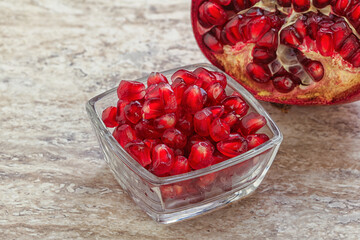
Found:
[191,1,360,105]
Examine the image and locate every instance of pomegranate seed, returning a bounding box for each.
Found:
[306,13,322,40]
[349,49,360,67]
[102,106,118,128]
[313,0,331,8]
[115,99,128,125]
[197,173,217,191]
[206,82,226,104]
[161,184,184,199]
[304,60,325,81]
[331,22,352,50]
[147,72,168,86]
[207,105,225,118]
[187,135,215,154]
[338,35,360,60]
[142,98,164,119]
[252,46,276,64]
[203,32,224,53]
[246,134,270,149]
[222,111,239,128]
[134,119,163,139]
[193,67,217,90]
[143,139,161,151]
[113,124,137,148]
[150,144,175,176]
[182,85,207,114]
[161,128,187,149]
[316,28,334,57]
[244,7,264,17]
[171,78,187,105]
[246,16,271,42]
[293,0,310,12]
[332,0,352,16]
[171,69,198,85]
[194,108,213,137]
[347,3,360,28]
[176,112,194,136]
[257,29,278,48]
[280,26,303,47]
[124,101,142,124]
[217,137,248,157]
[293,17,307,39]
[170,156,191,175]
[277,0,291,7]
[212,150,229,164]
[212,71,227,88]
[210,118,231,142]
[214,0,232,6]
[117,80,145,101]
[198,2,227,27]
[246,62,271,83]
[154,113,177,130]
[221,96,249,116]
[272,75,296,93]
[238,112,267,136]
[223,16,243,45]
[319,19,334,28]
[188,142,214,170]
[145,84,159,99]
[232,0,250,11]
[125,140,152,167]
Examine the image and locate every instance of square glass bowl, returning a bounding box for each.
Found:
[86,63,283,224]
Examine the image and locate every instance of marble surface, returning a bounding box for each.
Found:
[1,0,360,239]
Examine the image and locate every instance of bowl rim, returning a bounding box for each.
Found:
[86,63,283,185]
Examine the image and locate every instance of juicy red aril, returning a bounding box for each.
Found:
[232,0,250,11]
[332,0,352,16]
[193,67,217,90]
[338,35,360,60]
[303,60,324,82]
[257,29,278,49]
[212,150,229,164]
[210,118,231,142]
[246,16,271,42]
[203,33,223,53]
[246,62,271,83]
[214,0,231,6]
[154,113,177,130]
[197,173,217,191]
[176,113,194,136]
[113,124,137,148]
[102,106,118,128]
[222,111,238,128]
[207,105,225,118]
[280,26,303,47]
[115,99,128,125]
[135,119,163,139]
[212,71,227,88]
[206,82,226,104]
[158,83,178,113]
[331,22,352,50]
[188,142,214,170]
[306,13,321,40]
[125,140,151,167]
[187,134,215,154]
[143,139,161,151]
[171,78,187,105]
[317,28,334,56]
[150,144,175,176]
[223,16,243,45]
[182,85,207,114]
[171,69,198,85]
[194,108,213,137]
[147,72,168,86]
[293,18,307,39]
[142,98,164,119]
[277,0,291,7]
[313,0,331,8]
[238,112,267,136]
[117,80,145,101]
[161,128,187,149]
[221,96,249,116]
[217,137,248,157]
[124,101,142,124]
[252,46,276,64]
[349,50,360,67]
[293,0,310,12]
[246,134,270,150]
[272,75,296,93]
[198,1,227,27]
[170,156,191,176]
[347,3,360,28]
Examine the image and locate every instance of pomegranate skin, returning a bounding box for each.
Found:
[191,0,360,105]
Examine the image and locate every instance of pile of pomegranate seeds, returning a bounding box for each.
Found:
[102,68,269,177]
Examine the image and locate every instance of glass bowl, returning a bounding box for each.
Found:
[86,63,283,224]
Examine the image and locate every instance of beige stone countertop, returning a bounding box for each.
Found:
[1,0,360,239]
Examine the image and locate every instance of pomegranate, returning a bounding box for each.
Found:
[191,0,360,105]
